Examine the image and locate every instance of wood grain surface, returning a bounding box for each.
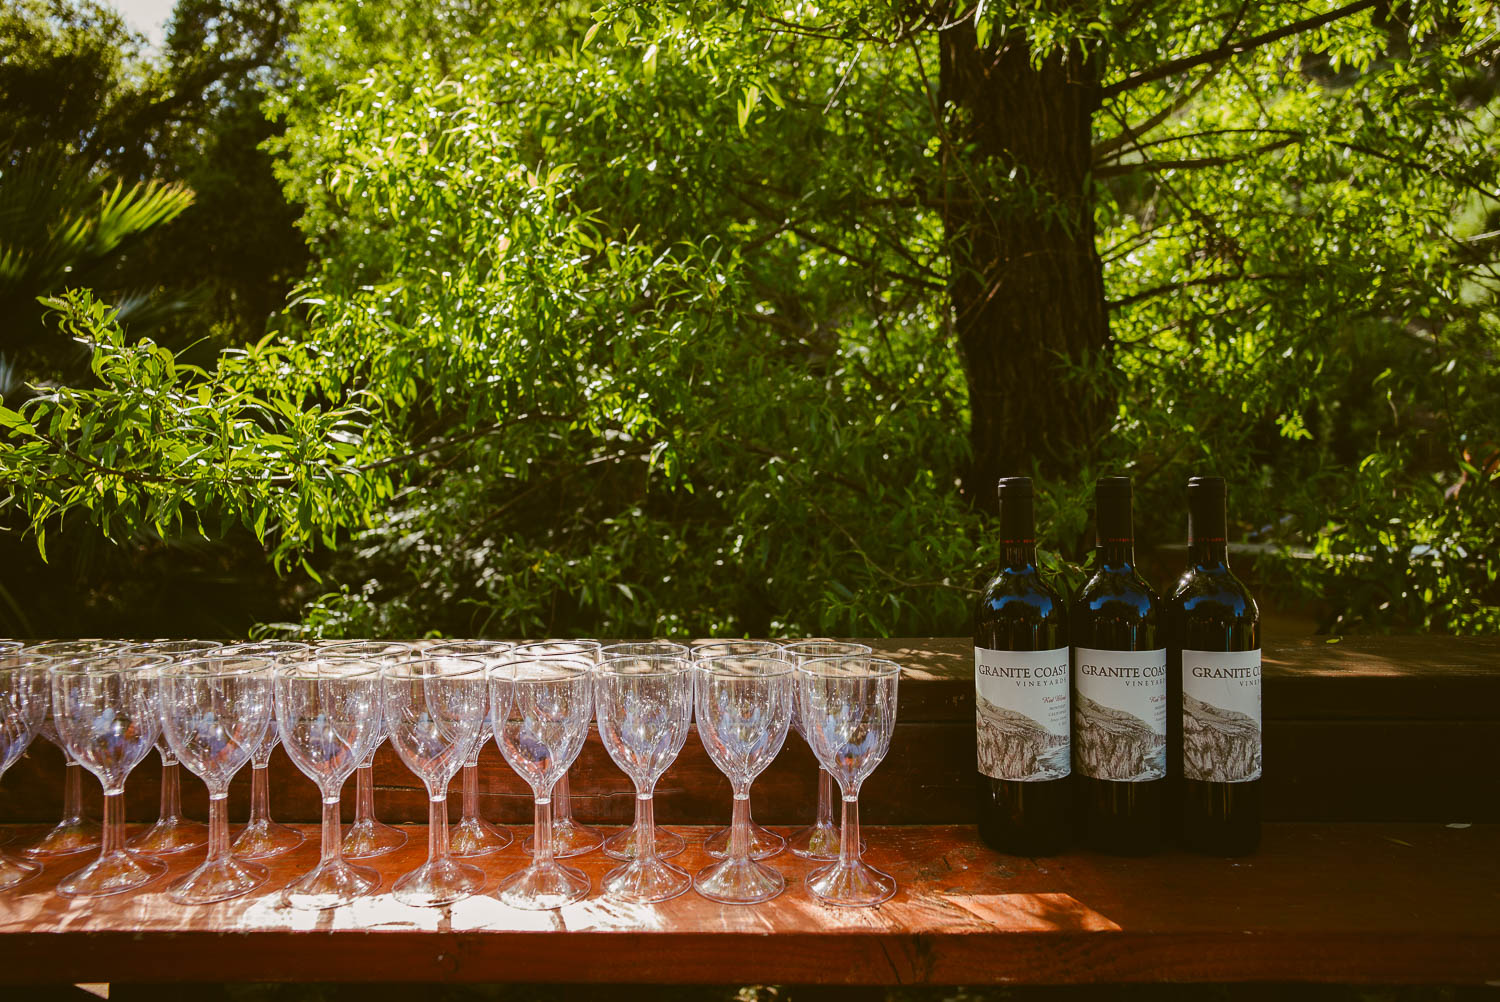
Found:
[0,822,1494,985]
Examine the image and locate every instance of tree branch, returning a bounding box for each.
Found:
[1101,0,1381,99]
[1108,272,1300,310]
[1095,137,1299,176]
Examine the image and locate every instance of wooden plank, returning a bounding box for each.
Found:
[0,823,1494,985]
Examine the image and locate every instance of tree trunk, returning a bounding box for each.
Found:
[939,25,1111,513]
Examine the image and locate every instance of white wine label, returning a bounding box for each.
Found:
[974,647,1070,781]
[1073,647,1167,781]
[1182,649,1262,783]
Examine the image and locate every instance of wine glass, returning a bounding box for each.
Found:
[120,640,222,854]
[51,654,174,896]
[158,656,275,904]
[383,656,490,906]
[695,641,788,861]
[422,641,514,856]
[797,656,900,906]
[0,654,48,889]
[316,640,412,858]
[693,655,793,904]
[20,639,125,858]
[596,654,693,901]
[782,640,872,860]
[219,641,311,858]
[512,640,603,859]
[276,658,384,909]
[491,651,593,909]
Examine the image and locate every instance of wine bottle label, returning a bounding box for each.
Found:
[1181,648,1262,782]
[974,646,1070,782]
[1073,647,1167,781]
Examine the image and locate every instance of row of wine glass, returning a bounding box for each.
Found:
[0,639,900,909]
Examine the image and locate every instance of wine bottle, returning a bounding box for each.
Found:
[1072,476,1166,855]
[1168,476,1262,855]
[974,477,1071,855]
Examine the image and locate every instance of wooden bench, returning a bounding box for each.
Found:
[2,636,1497,986]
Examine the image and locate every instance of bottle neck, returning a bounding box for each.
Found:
[998,493,1036,570]
[1097,538,1135,567]
[1002,541,1038,569]
[1096,493,1134,568]
[1188,496,1230,568]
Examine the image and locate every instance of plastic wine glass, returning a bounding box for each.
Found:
[693,655,793,904]
[695,641,789,861]
[51,654,174,896]
[797,656,900,906]
[21,640,125,858]
[276,658,384,909]
[782,640,872,860]
[120,640,221,854]
[219,641,311,859]
[159,656,275,904]
[423,641,514,857]
[317,640,412,858]
[383,656,490,906]
[596,654,694,901]
[513,641,603,859]
[0,654,49,889]
[491,651,594,909]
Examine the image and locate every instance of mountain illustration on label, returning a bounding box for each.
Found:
[976,694,1069,781]
[1182,693,1261,782]
[1075,693,1165,781]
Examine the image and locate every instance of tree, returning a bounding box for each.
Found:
[2,0,1497,637]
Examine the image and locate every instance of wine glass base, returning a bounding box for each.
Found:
[495,861,590,910]
[603,856,691,903]
[168,856,268,905]
[56,849,167,898]
[342,817,408,858]
[787,821,866,861]
[704,820,785,860]
[24,818,102,858]
[127,816,208,855]
[451,816,512,857]
[233,818,306,859]
[0,850,43,891]
[602,823,685,861]
[693,854,785,904]
[806,859,897,907]
[393,857,485,907]
[523,817,602,858]
[282,858,380,910]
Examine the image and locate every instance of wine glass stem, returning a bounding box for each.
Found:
[248,764,271,825]
[532,796,555,867]
[159,757,183,820]
[816,769,835,828]
[355,765,374,822]
[427,794,450,864]
[206,793,231,865]
[461,762,480,820]
[101,791,126,855]
[63,761,86,825]
[729,788,752,861]
[552,772,573,823]
[839,794,861,866]
[633,790,656,861]
[319,796,344,866]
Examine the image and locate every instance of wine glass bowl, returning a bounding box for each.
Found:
[158,656,275,904]
[692,655,793,904]
[595,654,693,902]
[491,652,594,909]
[382,656,489,907]
[796,656,900,907]
[276,658,384,910]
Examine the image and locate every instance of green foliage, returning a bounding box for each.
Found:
[2,0,1497,637]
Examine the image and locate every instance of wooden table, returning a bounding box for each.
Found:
[2,822,1496,985]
